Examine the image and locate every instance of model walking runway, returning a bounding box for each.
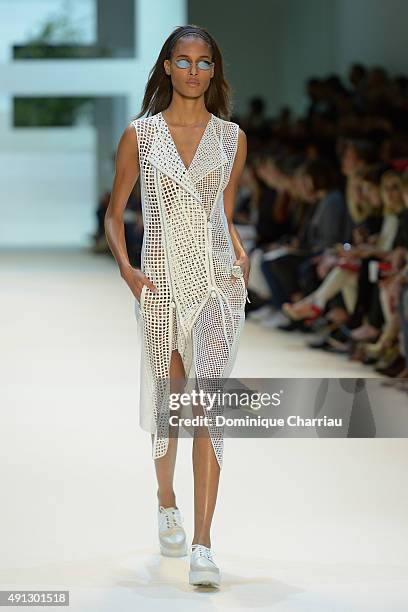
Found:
[132,110,248,468]
[104,24,250,587]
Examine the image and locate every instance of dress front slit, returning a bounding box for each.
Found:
[132,111,248,469]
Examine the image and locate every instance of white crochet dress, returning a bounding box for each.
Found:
[131,111,248,469]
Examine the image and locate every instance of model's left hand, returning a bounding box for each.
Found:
[232,253,250,288]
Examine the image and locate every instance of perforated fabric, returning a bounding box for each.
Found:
[131,111,248,469]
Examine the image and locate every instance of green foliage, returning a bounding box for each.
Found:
[13,6,99,126]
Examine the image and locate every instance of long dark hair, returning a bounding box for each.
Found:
[134,25,232,120]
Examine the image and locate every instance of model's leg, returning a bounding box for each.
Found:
[152,349,186,509]
[191,392,220,548]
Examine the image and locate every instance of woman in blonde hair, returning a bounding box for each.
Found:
[361,170,408,367]
[385,169,408,381]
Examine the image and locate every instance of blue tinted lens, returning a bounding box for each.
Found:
[175,59,190,68]
[174,59,212,70]
[197,60,212,70]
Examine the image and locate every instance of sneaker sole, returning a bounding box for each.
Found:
[160,543,188,557]
[189,570,220,586]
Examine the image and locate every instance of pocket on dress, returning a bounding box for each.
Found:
[239,277,248,306]
[135,285,147,314]
[229,276,247,310]
[139,284,148,310]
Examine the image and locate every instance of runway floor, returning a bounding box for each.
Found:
[1,249,408,611]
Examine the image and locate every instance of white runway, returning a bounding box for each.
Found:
[1,249,408,611]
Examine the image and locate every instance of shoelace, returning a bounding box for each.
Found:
[159,506,182,530]
[191,544,214,561]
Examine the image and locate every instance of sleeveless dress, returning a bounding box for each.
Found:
[131,111,249,469]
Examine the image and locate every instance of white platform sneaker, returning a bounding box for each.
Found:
[189,544,220,587]
[158,505,188,557]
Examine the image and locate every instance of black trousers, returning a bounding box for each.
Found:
[263,252,322,301]
[347,257,384,329]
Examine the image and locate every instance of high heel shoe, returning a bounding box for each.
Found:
[282,301,323,323]
[189,544,220,587]
[158,505,188,557]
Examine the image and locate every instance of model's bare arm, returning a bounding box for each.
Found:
[104,124,157,299]
[223,128,250,286]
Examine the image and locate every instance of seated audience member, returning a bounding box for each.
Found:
[260,157,349,316]
[282,169,405,325]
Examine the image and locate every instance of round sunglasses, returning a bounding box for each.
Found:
[174,58,214,71]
